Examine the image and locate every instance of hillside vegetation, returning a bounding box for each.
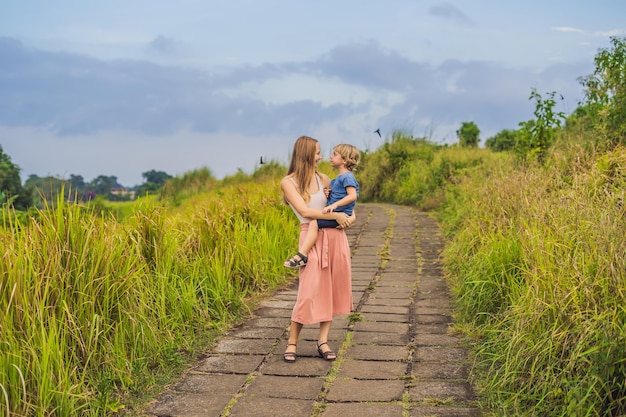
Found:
[445,142,625,416]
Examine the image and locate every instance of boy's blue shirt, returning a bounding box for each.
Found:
[328,171,359,215]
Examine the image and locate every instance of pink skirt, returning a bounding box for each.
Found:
[291,223,353,325]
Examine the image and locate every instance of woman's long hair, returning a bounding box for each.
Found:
[286,135,318,202]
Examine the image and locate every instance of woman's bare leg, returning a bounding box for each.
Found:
[317,321,336,360]
[286,321,302,353]
[318,320,331,343]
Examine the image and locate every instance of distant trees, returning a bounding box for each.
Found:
[69,174,86,192]
[26,175,65,206]
[0,145,32,210]
[23,171,173,208]
[25,174,123,206]
[0,146,177,211]
[90,175,119,196]
[485,129,518,152]
[579,36,626,147]
[24,169,175,206]
[456,121,480,147]
[135,170,173,196]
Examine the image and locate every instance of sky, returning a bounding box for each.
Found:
[1,1,625,187]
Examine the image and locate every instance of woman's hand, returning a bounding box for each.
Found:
[334,211,356,229]
[345,211,356,228]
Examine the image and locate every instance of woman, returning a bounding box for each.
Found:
[281,135,354,363]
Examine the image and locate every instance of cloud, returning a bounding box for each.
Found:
[0,35,593,182]
[0,37,415,137]
[428,2,473,24]
[0,37,273,135]
[594,29,625,37]
[146,35,180,54]
[314,41,433,92]
[552,26,585,34]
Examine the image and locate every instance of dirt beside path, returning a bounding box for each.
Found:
[145,204,481,417]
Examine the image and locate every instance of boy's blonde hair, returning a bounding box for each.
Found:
[334,144,360,171]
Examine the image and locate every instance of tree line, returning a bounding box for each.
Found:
[0,150,172,210]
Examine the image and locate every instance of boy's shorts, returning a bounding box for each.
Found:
[317,219,340,228]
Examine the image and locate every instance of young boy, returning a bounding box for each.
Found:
[284,143,360,268]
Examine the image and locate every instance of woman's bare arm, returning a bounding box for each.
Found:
[281,176,350,224]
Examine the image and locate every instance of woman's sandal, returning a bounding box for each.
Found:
[317,342,336,361]
[284,252,308,268]
[284,343,297,363]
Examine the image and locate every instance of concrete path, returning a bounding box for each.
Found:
[145,204,481,417]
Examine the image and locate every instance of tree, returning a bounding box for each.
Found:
[135,170,173,196]
[25,174,64,207]
[485,129,519,152]
[0,145,32,209]
[142,170,172,186]
[516,89,565,163]
[456,121,480,147]
[579,36,626,147]
[69,174,86,192]
[89,175,118,196]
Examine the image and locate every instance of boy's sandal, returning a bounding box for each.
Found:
[284,252,308,268]
[317,342,336,361]
[284,343,297,363]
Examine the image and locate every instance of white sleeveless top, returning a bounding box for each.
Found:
[288,174,327,224]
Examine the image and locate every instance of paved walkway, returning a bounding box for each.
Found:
[145,204,481,417]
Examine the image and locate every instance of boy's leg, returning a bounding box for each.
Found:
[284,221,319,268]
[299,221,318,256]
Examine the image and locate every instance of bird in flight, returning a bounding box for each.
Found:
[374,128,381,137]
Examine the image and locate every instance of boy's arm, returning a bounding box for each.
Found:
[322,186,357,213]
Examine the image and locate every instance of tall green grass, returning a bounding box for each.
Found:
[440,145,626,416]
[0,179,298,415]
